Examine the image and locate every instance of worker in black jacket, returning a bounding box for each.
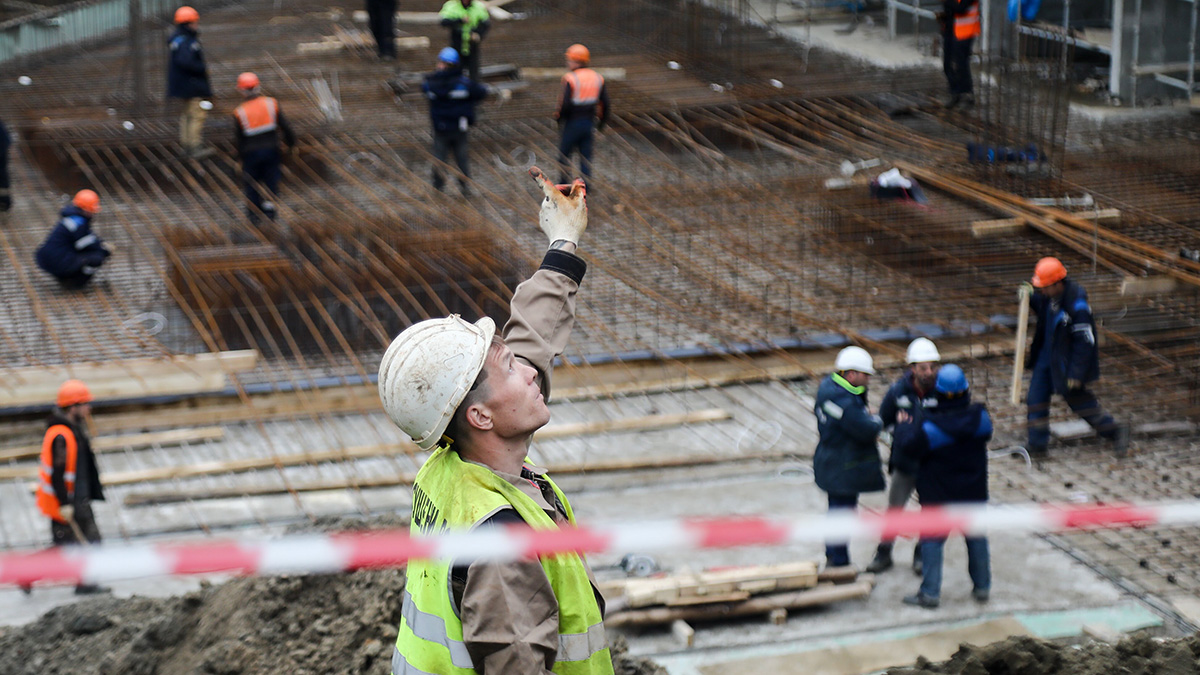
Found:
[232,72,296,224]
[167,6,214,158]
[366,0,398,60]
[35,190,112,289]
[0,118,10,211]
[422,48,488,195]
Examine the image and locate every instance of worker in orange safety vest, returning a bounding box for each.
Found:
[555,44,609,187]
[233,72,296,225]
[940,0,980,109]
[35,380,108,595]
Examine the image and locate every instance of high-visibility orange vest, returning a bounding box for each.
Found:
[954,2,981,40]
[36,425,77,523]
[563,68,604,106]
[234,96,279,137]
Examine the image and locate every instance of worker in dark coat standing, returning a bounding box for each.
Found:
[423,48,488,195]
[891,365,991,608]
[556,43,609,186]
[166,6,213,158]
[813,346,885,568]
[1025,257,1129,457]
[233,72,296,224]
[439,0,490,80]
[35,190,112,289]
[940,0,980,108]
[35,380,108,595]
[0,118,10,212]
[366,0,398,60]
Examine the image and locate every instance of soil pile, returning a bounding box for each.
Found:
[888,634,1200,675]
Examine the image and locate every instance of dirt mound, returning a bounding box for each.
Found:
[887,634,1200,675]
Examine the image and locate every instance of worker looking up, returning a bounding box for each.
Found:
[892,365,992,609]
[36,380,108,595]
[940,0,980,108]
[381,168,613,674]
[555,43,609,187]
[233,72,296,225]
[167,6,213,158]
[813,346,885,569]
[35,190,113,289]
[423,47,488,195]
[866,337,941,575]
[439,0,490,81]
[1024,257,1129,457]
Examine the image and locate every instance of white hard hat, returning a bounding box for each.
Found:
[378,315,496,451]
[906,337,941,364]
[834,346,875,375]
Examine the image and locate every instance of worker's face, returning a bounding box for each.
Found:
[912,362,939,390]
[1039,281,1065,299]
[476,343,550,438]
[69,403,91,424]
[843,370,870,388]
[566,57,581,69]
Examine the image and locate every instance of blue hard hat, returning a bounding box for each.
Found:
[438,47,460,65]
[935,364,969,395]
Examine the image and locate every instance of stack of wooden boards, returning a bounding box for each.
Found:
[600,561,874,644]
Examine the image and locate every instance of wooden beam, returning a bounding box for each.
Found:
[604,580,874,627]
[518,67,627,81]
[671,620,695,647]
[0,426,224,465]
[1120,276,1177,296]
[971,218,1025,238]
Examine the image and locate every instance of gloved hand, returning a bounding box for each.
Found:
[470,31,481,43]
[1018,281,1033,299]
[59,504,75,523]
[1067,378,1083,392]
[530,166,587,247]
[101,241,116,255]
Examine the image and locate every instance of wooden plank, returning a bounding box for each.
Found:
[0,426,224,464]
[616,562,819,608]
[1120,276,1177,296]
[604,580,874,627]
[971,218,1025,238]
[671,620,695,647]
[518,67,627,81]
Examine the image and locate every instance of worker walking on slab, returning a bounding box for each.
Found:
[1024,257,1129,457]
[35,190,113,289]
[423,47,488,195]
[167,6,214,158]
[233,72,296,225]
[556,44,609,187]
[439,0,490,81]
[866,337,942,575]
[379,168,612,674]
[813,346,885,569]
[36,380,108,595]
[891,365,991,608]
[366,0,398,61]
[939,0,979,109]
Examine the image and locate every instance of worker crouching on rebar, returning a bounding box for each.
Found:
[33,380,108,595]
[423,47,488,196]
[891,365,991,609]
[379,169,613,674]
[813,346,885,570]
[35,190,113,289]
[233,72,296,225]
[1023,257,1130,457]
[556,44,609,188]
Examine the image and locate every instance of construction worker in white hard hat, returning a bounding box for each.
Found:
[381,168,613,674]
[865,337,942,575]
[813,345,885,570]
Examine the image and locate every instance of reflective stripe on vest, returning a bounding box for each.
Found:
[954,3,981,40]
[558,620,608,663]
[399,589,475,669]
[36,424,77,522]
[235,97,279,136]
[565,69,603,105]
[392,647,437,675]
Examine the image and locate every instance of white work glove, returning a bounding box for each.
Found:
[59,504,75,523]
[529,166,587,247]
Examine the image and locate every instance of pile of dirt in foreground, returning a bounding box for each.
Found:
[887,634,1200,675]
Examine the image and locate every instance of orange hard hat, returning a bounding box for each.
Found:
[236,72,260,91]
[174,6,199,24]
[1031,256,1067,288]
[57,380,93,408]
[565,44,591,65]
[72,189,100,214]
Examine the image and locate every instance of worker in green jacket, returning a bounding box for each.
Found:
[439,0,490,80]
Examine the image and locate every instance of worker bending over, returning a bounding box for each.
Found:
[35,190,113,289]
[381,168,612,673]
[233,72,296,224]
[556,43,609,186]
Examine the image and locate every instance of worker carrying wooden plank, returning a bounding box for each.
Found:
[1021,257,1129,458]
[31,380,109,595]
[378,168,613,674]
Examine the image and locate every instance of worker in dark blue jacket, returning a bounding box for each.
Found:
[813,346,884,569]
[167,6,213,158]
[892,364,991,609]
[422,47,488,195]
[35,190,112,289]
[1025,257,1128,457]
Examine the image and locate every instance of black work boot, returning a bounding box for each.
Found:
[1112,425,1131,458]
[865,550,894,574]
[903,592,939,609]
[1027,444,1048,459]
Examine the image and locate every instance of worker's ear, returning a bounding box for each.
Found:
[464,400,494,433]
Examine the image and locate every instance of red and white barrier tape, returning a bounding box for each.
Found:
[1,501,1192,587]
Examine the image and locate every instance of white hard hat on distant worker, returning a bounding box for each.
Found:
[834,346,875,375]
[906,337,941,364]
[377,315,496,451]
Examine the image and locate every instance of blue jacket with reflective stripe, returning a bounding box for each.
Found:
[813,374,885,496]
[35,204,109,277]
[167,26,212,98]
[894,395,991,505]
[1027,278,1100,394]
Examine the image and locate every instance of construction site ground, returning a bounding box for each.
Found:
[3,0,1200,672]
